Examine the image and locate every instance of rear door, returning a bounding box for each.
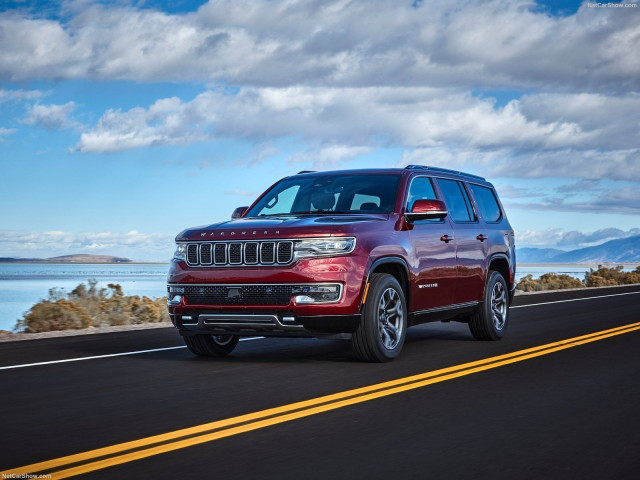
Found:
[435,179,487,304]
[406,176,456,310]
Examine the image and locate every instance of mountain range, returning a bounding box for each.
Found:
[518,235,640,263]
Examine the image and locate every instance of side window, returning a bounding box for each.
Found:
[437,179,476,222]
[406,177,437,211]
[469,184,502,222]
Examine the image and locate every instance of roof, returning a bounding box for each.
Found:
[294,165,489,184]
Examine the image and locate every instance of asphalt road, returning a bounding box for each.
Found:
[1,285,639,479]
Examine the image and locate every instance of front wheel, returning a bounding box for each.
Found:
[351,273,407,362]
[184,334,240,357]
[468,271,509,341]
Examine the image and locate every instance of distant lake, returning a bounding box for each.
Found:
[0,263,634,332]
[0,263,169,332]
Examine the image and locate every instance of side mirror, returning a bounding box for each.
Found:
[405,199,448,223]
[231,206,249,219]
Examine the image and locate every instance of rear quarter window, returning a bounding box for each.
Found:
[468,184,502,223]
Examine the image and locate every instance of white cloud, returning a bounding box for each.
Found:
[23,102,78,130]
[0,88,43,103]
[0,229,174,261]
[0,1,638,93]
[516,228,565,247]
[74,86,640,181]
[517,227,640,249]
[0,127,16,139]
[287,145,374,169]
[507,186,640,215]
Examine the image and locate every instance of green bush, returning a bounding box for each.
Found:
[16,280,169,333]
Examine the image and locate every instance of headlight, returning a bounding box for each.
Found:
[173,243,187,261]
[293,237,356,261]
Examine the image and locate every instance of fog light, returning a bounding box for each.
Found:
[167,295,183,305]
[292,284,342,304]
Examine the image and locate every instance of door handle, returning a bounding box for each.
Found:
[476,234,488,242]
[440,234,453,243]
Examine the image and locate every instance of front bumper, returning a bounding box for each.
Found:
[172,311,361,337]
[167,255,366,336]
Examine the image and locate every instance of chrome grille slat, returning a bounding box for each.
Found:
[214,243,226,265]
[185,240,296,267]
[260,242,275,264]
[244,243,259,264]
[228,243,242,264]
[277,241,293,264]
[187,244,199,265]
[200,244,212,265]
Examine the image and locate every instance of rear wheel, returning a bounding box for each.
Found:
[468,271,509,341]
[351,273,407,362]
[184,334,240,357]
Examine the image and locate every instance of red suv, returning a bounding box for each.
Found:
[167,165,516,362]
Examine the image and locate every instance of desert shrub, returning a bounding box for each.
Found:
[517,265,640,292]
[16,280,168,332]
[517,273,584,292]
[17,299,93,333]
[584,265,640,286]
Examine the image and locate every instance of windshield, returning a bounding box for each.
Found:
[245,174,401,217]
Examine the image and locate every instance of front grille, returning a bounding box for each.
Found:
[184,240,294,267]
[200,244,212,265]
[261,242,275,264]
[182,285,296,306]
[245,243,258,264]
[277,242,293,263]
[214,244,226,264]
[187,244,198,265]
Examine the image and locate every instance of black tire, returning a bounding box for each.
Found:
[351,273,407,362]
[183,334,239,357]
[468,271,509,341]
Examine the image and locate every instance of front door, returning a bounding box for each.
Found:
[407,176,457,311]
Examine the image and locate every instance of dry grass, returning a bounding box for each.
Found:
[517,265,640,292]
[16,280,169,333]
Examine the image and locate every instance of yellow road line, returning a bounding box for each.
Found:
[3,322,639,479]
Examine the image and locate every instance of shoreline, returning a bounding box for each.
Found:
[3,283,639,343]
[518,263,640,268]
[0,261,170,265]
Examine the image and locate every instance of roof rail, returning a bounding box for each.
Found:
[296,170,317,175]
[404,164,486,181]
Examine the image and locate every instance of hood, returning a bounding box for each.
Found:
[176,214,389,242]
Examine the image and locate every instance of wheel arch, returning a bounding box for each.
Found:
[487,253,513,304]
[364,257,411,311]
[488,254,511,285]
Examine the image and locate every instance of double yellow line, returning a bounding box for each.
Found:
[4,321,640,479]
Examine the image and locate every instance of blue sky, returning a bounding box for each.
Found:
[1,0,639,261]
